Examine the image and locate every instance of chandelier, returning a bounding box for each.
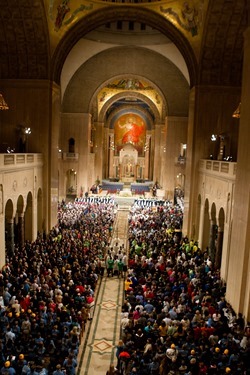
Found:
[232,102,241,118]
[0,93,9,110]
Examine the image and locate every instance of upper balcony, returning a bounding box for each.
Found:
[0,153,43,171]
[199,159,237,181]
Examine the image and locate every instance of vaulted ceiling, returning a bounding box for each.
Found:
[0,0,247,87]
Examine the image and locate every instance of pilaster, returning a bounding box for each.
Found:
[226,26,250,320]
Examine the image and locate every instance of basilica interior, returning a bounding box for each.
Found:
[0,0,249,322]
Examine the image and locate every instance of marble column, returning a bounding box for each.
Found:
[163,116,188,202]
[103,128,110,179]
[0,215,4,267]
[226,26,250,320]
[198,203,205,250]
[153,124,161,182]
[94,122,104,181]
[109,134,114,178]
[144,135,150,179]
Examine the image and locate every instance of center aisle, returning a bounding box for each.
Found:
[77,208,130,374]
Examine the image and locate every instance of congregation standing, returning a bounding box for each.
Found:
[0,195,249,375]
[113,203,250,375]
[0,198,117,374]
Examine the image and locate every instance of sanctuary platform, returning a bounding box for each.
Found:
[101,179,153,195]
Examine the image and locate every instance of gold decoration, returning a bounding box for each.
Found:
[232,102,241,118]
[0,93,9,110]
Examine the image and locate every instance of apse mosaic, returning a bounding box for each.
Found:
[114,113,146,155]
[98,78,163,116]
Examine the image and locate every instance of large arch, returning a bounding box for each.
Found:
[51,6,198,87]
[62,46,190,116]
[96,79,165,124]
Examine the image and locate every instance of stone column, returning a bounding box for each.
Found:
[32,194,38,242]
[49,83,61,229]
[198,203,205,250]
[77,113,92,192]
[164,116,188,202]
[226,26,250,320]
[220,189,234,282]
[144,134,150,179]
[103,128,109,179]
[94,122,104,181]
[0,214,4,268]
[153,124,161,182]
[109,134,114,178]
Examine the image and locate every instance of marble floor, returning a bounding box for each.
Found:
[77,208,130,374]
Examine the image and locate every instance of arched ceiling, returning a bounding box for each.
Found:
[0,0,50,79]
[199,0,247,86]
[98,89,162,125]
[62,46,190,117]
[0,0,247,87]
[51,5,198,87]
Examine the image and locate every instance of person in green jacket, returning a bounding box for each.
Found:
[107,257,114,277]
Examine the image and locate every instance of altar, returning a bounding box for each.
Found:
[121,176,134,183]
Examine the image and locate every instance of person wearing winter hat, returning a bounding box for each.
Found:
[0,361,16,375]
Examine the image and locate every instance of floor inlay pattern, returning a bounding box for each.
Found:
[92,339,114,353]
[77,208,130,374]
[101,300,118,310]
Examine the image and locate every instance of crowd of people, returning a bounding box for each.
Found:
[110,202,250,375]
[0,196,249,375]
[0,198,117,374]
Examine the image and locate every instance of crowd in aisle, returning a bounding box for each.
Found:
[0,199,117,374]
[0,197,249,375]
[110,203,250,375]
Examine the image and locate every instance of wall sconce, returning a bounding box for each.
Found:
[24,127,31,135]
[211,134,217,141]
[232,102,241,118]
[0,93,9,110]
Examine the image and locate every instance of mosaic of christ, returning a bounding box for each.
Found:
[114,114,146,155]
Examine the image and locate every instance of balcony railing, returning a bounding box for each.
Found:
[62,152,79,161]
[199,159,236,180]
[0,153,43,171]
